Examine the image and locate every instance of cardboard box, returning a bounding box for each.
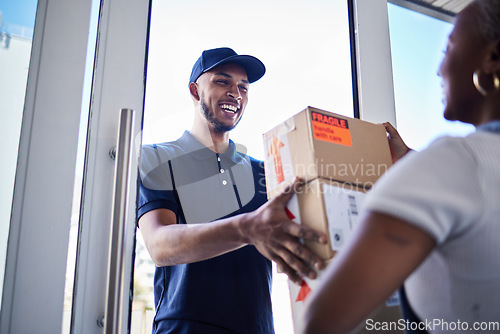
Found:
[263,106,392,198]
[285,181,402,334]
[262,107,401,333]
[264,107,392,259]
[286,178,367,260]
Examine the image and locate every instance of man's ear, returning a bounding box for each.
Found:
[189,82,200,101]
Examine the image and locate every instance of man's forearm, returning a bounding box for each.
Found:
[144,213,250,267]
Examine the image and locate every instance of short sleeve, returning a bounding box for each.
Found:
[363,136,484,244]
[137,145,178,220]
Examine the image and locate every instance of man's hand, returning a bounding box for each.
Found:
[383,122,412,163]
[240,178,328,284]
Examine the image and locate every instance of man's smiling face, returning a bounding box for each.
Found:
[195,63,250,133]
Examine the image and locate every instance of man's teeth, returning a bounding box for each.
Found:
[221,104,237,113]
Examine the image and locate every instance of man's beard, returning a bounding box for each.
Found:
[201,99,241,133]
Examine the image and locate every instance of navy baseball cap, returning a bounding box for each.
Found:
[189,47,266,84]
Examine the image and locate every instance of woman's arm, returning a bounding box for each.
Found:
[303,211,435,334]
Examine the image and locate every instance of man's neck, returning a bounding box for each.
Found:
[190,123,230,153]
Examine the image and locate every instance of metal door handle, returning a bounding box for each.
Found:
[104,108,135,334]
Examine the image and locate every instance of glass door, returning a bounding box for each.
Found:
[1,0,150,333]
[138,1,355,333]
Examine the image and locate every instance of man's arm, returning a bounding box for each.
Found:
[303,211,436,334]
[139,178,328,284]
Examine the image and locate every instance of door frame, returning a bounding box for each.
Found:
[352,0,397,125]
[70,0,149,331]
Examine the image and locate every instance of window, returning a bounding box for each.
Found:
[387,3,474,151]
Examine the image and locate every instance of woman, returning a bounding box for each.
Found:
[303,1,500,333]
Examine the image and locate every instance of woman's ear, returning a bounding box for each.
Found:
[484,40,500,73]
[189,82,200,101]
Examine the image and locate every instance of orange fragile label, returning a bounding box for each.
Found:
[268,136,285,184]
[295,280,311,302]
[311,111,352,146]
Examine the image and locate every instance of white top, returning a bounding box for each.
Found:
[364,130,500,333]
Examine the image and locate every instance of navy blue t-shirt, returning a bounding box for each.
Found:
[138,131,273,334]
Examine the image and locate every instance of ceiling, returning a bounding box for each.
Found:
[420,0,474,14]
[390,0,474,21]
